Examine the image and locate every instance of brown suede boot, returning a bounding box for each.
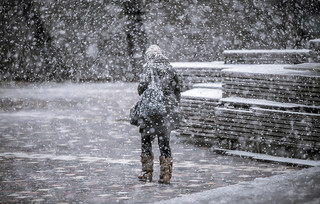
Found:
[158,156,172,184]
[138,154,153,182]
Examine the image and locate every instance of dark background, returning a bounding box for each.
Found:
[1,0,319,82]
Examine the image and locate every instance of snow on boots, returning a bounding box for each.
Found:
[158,156,172,184]
[138,154,153,182]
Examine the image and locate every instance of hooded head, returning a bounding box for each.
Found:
[145,44,168,62]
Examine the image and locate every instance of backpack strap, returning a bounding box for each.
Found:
[150,68,162,89]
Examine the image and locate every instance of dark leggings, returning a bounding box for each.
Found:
[140,118,171,158]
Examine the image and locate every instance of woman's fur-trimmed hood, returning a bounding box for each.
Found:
[145,45,169,63]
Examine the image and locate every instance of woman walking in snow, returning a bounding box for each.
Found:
[136,45,181,184]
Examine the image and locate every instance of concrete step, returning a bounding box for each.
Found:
[192,82,222,89]
[221,64,320,106]
[223,49,311,64]
[171,62,227,91]
[214,97,320,160]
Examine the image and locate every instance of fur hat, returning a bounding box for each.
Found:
[145,45,164,61]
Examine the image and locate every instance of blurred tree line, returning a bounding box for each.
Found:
[0,0,319,82]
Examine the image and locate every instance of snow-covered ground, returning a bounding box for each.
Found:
[155,166,320,204]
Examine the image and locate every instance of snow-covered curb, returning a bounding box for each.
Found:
[154,166,320,204]
[170,61,229,69]
[212,148,320,167]
[223,49,311,54]
[181,88,222,100]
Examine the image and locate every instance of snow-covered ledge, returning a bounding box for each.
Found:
[171,62,228,91]
[223,49,311,64]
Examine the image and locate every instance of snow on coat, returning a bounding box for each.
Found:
[138,45,181,130]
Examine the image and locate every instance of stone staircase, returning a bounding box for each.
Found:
[174,39,320,160]
[223,49,311,64]
[170,62,225,91]
[178,83,222,139]
[223,66,320,106]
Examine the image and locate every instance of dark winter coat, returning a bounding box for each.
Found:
[138,53,181,133]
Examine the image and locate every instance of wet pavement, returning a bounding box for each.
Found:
[0,82,302,203]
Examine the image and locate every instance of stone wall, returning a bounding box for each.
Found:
[177,39,320,160]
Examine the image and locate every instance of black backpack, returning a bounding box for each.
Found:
[130,68,167,126]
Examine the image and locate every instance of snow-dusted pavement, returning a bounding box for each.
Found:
[155,166,320,204]
[0,82,312,203]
